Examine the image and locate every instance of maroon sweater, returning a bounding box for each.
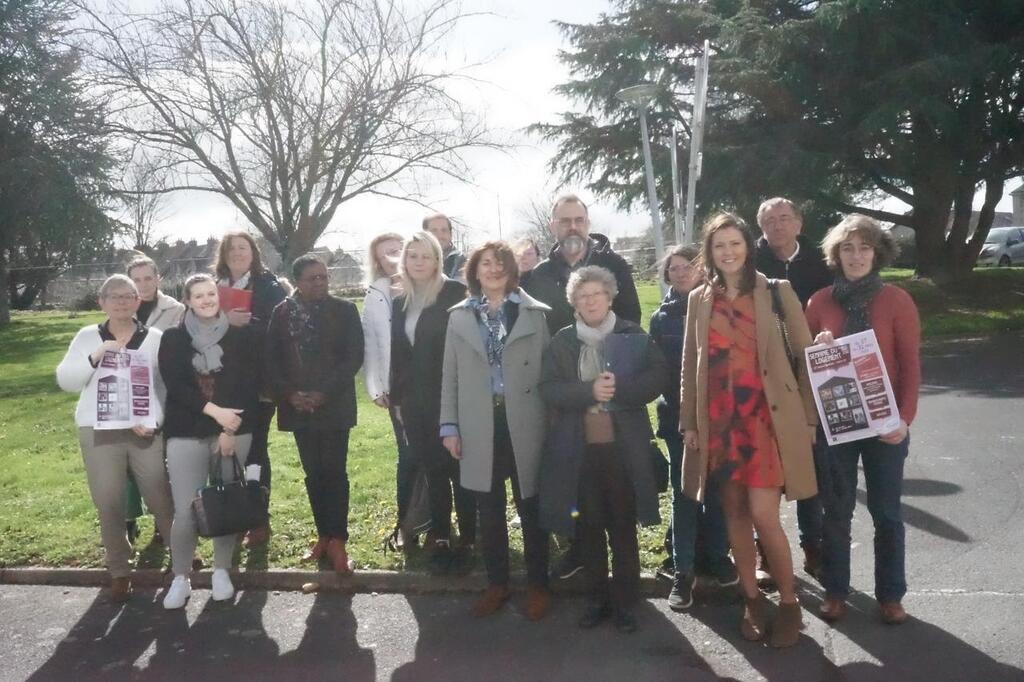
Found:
[805,284,921,425]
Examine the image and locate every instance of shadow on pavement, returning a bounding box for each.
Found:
[273,592,375,680]
[920,332,1024,399]
[800,587,1022,681]
[391,592,717,682]
[853,488,972,543]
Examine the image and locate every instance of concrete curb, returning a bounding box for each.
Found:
[0,567,671,597]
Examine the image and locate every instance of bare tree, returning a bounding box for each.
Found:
[512,194,557,255]
[119,147,172,250]
[76,0,496,264]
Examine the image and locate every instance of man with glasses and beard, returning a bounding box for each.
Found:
[522,194,641,336]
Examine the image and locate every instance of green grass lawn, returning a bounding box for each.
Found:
[2,270,1020,574]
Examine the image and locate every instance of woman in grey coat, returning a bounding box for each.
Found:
[539,266,666,634]
[441,241,552,621]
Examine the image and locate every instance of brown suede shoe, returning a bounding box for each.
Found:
[110,576,132,603]
[326,538,355,576]
[301,537,328,563]
[524,587,551,621]
[770,601,804,648]
[740,593,770,641]
[243,523,271,549]
[818,596,847,622]
[880,601,908,625]
[471,586,510,618]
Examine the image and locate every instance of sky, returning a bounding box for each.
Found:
[146,0,652,253]
[140,0,1022,254]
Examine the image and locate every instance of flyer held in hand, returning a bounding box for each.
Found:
[93,349,157,430]
[804,330,901,445]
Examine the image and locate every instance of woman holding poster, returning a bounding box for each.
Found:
[679,213,818,648]
[806,215,920,626]
[56,275,174,603]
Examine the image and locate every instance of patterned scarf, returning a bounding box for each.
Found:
[283,295,323,360]
[832,271,883,335]
[472,296,508,366]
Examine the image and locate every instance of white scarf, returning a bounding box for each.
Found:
[575,310,617,382]
[219,271,251,290]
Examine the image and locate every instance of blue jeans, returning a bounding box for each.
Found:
[796,437,827,547]
[664,429,731,577]
[821,434,909,603]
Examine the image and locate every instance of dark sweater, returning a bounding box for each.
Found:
[265,294,364,431]
[159,324,261,438]
[521,233,641,335]
[754,234,832,307]
[648,288,688,409]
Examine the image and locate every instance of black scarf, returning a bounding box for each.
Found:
[832,271,883,335]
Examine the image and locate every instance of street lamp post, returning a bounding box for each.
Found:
[615,83,665,291]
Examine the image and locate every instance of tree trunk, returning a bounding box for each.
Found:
[0,248,10,328]
[913,201,953,282]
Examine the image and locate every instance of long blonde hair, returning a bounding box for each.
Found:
[365,231,405,285]
[399,231,445,310]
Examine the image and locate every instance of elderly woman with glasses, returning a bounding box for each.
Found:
[539,265,666,634]
[56,275,175,603]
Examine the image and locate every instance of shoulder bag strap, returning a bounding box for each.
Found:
[768,280,798,375]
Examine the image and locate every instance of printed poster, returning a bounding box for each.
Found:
[94,349,157,430]
[804,329,901,445]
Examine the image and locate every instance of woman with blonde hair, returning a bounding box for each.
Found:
[806,214,920,626]
[360,231,416,547]
[390,231,476,573]
[680,213,818,647]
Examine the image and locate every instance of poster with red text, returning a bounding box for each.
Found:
[804,329,901,445]
[94,349,157,430]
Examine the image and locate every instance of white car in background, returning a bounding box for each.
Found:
[976,226,1024,266]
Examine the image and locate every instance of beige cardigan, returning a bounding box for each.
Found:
[679,273,818,502]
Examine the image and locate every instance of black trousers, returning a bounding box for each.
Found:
[293,429,350,541]
[405,406,476,543]
[578,442,640,610]
[248,401,276,491]
[475,405,548,588]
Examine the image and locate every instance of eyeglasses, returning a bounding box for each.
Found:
[104,293,138,303]
[557,216,587,228]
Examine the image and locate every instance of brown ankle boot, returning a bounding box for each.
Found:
[326,538,354,575]
[770,601,804,648]
[301,537,327,563]
[524,587,552,621]
[471,585,510,617]
[740,593,769,641]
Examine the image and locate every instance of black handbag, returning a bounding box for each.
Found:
[767,279,799,378]
[191,454,269,538]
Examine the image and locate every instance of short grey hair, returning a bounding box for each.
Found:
[566,265,618,306]
[99,274,138,299]
[756,197,803,227]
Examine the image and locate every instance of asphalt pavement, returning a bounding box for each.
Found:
[1,332,1023,682]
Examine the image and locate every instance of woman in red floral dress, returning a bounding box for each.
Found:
[680,213,818,648]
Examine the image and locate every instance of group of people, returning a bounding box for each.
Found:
[57,193,920,648]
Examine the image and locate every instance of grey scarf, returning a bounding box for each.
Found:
[575,310,617,382]
[184,308,230,374]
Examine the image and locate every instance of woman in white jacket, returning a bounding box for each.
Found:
[361,232,415,547]
[55,275,174,602]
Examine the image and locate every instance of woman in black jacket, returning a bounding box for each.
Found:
[159,273,260,609]
[266,254,364,574]
[390,231,475,574]
[214,230,287,548]
[539,265,666,633]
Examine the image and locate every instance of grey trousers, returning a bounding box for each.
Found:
[77,427,175,578]
[166,434,252,576]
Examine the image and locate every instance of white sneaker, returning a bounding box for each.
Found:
[211,569,235,602]
[163,575,191,610]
